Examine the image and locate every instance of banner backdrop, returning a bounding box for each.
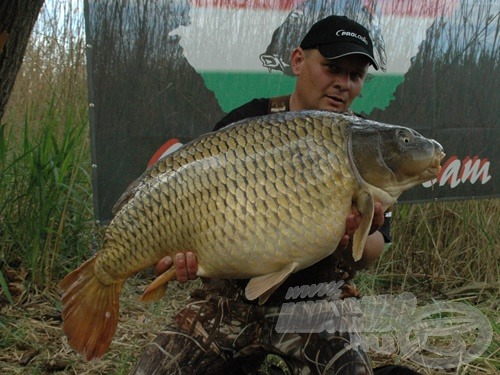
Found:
[84,0,499,223]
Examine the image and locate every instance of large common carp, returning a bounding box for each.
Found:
[60,111,444,360]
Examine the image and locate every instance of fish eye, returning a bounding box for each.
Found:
[398,130,411,143]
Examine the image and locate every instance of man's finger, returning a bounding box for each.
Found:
[338,234,350,249]
[174,253,189,283]
[185,252,198,280]
[345,212,362,237]
[155,256,173,276]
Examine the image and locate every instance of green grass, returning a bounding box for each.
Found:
[0,0,93,294]
[0,96,94,292]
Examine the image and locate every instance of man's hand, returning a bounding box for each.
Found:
[154,252,198,283]
[338,208,362,249]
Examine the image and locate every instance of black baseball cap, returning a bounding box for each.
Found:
[300,15,379,70]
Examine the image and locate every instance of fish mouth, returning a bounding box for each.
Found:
[425,150,446,178]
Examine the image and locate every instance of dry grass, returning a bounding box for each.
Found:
[383,200,499,293]
[1,274,498,374]
[0,277,199,374]
[356,199,499,375]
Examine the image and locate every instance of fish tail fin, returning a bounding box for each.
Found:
[60,257,123,361]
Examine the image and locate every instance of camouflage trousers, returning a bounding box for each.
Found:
[131,279,373,375]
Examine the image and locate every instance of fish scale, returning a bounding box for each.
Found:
[60,110,444,360]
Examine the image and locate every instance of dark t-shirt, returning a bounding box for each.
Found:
[213,97,392,303]
[213,98,271,131]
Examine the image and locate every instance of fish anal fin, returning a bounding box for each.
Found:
[60,257,122,361]
[141,268,177,302]
[245,262,299,305]
[352,190,374,261]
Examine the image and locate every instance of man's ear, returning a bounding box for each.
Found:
[290,47,305,76]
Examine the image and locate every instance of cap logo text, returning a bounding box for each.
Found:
[336,29,368,45]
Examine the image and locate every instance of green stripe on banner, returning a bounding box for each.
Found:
[200,72,404,115]
[356,74,405,115]
[200,72,296,113]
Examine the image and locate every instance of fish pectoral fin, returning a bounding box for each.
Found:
[141,268,177,302]
[352,191,374,261]
[245,262,299,305]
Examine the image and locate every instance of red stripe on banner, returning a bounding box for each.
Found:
[364,0,458,17]
[191,0,305,10]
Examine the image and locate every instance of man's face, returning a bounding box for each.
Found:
[290,48,370,112]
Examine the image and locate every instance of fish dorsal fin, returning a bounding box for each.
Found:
[352,190,374,261]
[245,262,299,305]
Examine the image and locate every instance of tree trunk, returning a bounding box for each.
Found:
[0,0,45,122]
